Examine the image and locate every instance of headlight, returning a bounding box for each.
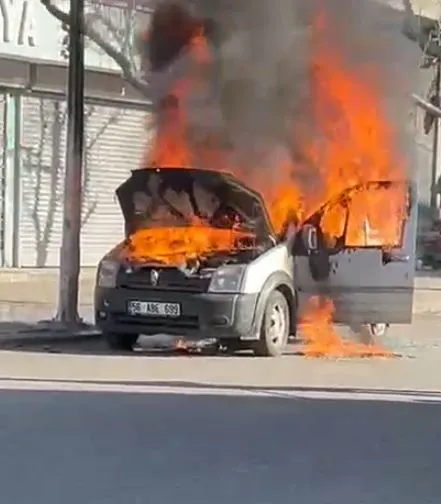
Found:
[97,260,119,288]
[208,265,246,293]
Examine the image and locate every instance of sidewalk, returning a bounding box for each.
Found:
[0,268,97,345]
[0,301,98,347]
[0,268,96,305]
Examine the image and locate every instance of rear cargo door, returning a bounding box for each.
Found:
[294,181,416,325]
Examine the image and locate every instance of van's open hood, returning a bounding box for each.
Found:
[116,167,276,239]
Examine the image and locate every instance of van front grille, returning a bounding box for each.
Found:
[119,267,210,293]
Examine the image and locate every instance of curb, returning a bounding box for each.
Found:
[0,328,102,348]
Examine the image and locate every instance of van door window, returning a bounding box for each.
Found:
[345,185,408,248]
[319,200,348,250]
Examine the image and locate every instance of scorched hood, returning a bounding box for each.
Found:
[116,167,276,239]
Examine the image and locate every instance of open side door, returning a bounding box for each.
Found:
[294,181,416,325]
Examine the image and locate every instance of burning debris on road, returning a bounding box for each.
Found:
[96,0,415,358]
[300,296,396,359]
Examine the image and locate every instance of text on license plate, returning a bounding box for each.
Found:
[127,301,181,317]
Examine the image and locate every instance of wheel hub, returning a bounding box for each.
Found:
[269,303,286,345]
[370,323,387,337]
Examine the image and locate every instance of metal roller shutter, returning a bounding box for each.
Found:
[80,104,148,266]
[19,96,67,267]
[19,96,151,267]
[0,94,5,266]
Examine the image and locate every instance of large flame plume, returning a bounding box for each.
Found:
[133,0,413,357]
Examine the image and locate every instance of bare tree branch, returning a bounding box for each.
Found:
[413,93,441,118]
[81,201,98,227]
[26,101,48,262]
[41,101,65,267]
[401,0,441,60]
[80,107,121,227]
[39,0,151,97]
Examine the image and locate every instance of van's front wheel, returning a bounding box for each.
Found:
[253,290,289,357]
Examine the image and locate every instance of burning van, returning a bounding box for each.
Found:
[94,166,417,356]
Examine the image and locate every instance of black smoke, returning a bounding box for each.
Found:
[145,0,418,181]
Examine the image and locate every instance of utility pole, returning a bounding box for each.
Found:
[428,19,441,219]
[430,56,441,215]
[56,0,85,324]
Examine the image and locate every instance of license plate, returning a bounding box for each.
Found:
[127,301,181,318]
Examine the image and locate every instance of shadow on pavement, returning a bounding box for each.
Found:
[0,319,100,349]
[0,302,96,346]
[0,385,439,504]
[0,325,431,359]
[0,313,440,358]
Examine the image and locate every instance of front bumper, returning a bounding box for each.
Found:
[95,287,259,340]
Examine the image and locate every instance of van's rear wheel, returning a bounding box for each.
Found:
[369,323,389,338]
[104,332,138,352]
[350,324,389,345]
[253,290,289,357]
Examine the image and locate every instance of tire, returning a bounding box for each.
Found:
[253,290,290,357]
[104,332,139,352]
[350,323,389,345]
[368,323,389,338]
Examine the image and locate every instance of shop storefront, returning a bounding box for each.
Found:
[0,0,152,267]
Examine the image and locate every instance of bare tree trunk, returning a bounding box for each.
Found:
[56,0,85,324]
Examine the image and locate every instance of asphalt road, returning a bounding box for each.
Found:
[0,316,441,504]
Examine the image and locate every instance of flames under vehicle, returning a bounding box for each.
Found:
[94,167,417,357]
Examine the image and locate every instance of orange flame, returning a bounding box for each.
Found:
[123,226,254,266]
[148,95,193,168]
[300,296,394,358]
[292,14,406,358]
[146,23,216,170]
[299,13,405,219]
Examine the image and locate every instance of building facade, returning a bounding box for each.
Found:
[0,0,153,268]
[0,0,437,269]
